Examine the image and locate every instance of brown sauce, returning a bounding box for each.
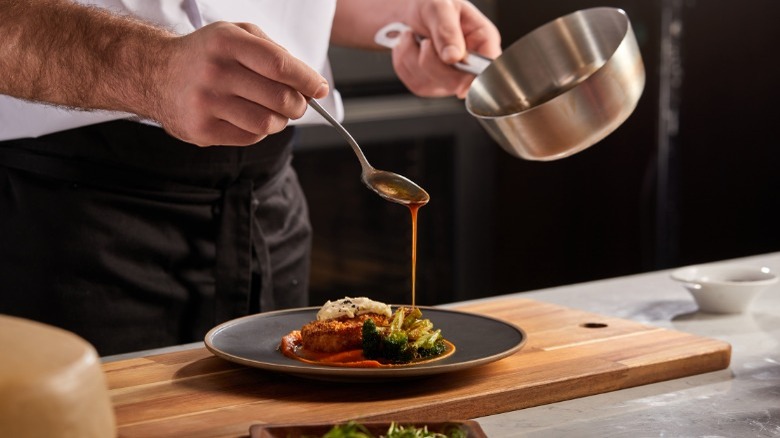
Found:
[409,202,422,308]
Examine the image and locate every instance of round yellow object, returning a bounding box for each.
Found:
[0,315,116,437]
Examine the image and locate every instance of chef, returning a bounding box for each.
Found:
[0,0,500,355]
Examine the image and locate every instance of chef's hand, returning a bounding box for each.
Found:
[159,22,330,147]
[392,0,501,99]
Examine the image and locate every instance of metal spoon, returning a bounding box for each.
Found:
[308,99,430,206]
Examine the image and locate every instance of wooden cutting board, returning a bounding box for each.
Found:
[102,298,731,437]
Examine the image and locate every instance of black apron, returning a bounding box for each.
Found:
[0,120,311,355]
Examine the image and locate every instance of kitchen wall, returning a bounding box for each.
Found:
[294,0,780,305]
[673,0,780,264]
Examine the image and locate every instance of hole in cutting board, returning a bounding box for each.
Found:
[581,322,608,328]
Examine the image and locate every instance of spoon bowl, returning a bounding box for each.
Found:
[362,169,430,205]
[308,99,429,206]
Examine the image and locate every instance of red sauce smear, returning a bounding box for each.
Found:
[279,331,455,368]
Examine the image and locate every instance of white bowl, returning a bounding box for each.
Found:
[670,264,778,314]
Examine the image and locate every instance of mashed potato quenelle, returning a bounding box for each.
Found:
[316,297,392,321]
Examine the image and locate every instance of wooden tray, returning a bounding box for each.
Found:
[102,298,731,437]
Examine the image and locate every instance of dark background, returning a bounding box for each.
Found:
[294,0,780,306]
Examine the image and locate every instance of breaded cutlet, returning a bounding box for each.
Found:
[300,313,389,353]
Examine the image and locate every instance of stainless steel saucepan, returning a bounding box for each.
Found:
[374,7,645,161]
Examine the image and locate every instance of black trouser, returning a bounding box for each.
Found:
[0,121,311,355]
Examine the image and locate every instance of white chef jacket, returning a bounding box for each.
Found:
[0,0,343,141]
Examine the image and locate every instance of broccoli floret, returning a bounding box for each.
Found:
[382,330,413,363]
[361,318,383,359]
[389,308,405,332]
[417,340,447,359]
[362,309,448,364]
[412,329,446,359]
[412,328,440,349]
[362,319,413,363]
[401,306,423,329]
[405,319,433,341]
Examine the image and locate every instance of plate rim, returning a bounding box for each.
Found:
[204,306,526,379]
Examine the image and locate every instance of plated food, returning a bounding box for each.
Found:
[249,420,487,438]
[205,306,525,380]
[279,297,455,367]
[318,421,468,437]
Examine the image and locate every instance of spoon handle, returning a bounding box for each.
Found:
[307,99,372,171]
[373,22,492,76]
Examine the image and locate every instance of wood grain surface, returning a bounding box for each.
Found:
[103,298,731,437]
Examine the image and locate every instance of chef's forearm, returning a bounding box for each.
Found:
[0,0,173,120]
[332,0,415,49]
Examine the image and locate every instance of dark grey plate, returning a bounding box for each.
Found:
[204,306,526,381]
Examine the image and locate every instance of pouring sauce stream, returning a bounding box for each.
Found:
[410,204,419,308]
[408,201,426,308]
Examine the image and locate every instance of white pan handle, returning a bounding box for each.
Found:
[374,22,491,76]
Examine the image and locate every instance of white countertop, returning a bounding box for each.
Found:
[464,252,780,437]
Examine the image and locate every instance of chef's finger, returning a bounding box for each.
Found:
[391,31,427,92]
[393,34,471,98]
[419,1,467,64]
[230,22,329,99]
[416,39,472,94]
[210,95,290,138]
[171,116,267,147]
[459,5,502,59]
[210,61,309,120]
[234,22,277,48]
[211,119,269,146]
